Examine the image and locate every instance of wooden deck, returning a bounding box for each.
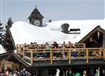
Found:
[16,43,105,66]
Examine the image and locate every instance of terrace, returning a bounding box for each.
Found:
[16,43,105,67]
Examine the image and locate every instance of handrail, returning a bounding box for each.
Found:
[16,44,105,65]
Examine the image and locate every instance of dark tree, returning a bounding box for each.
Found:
[0,21,5,44]
[3,17,15,51]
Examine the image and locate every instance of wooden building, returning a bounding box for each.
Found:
[0,51,29,70]
[0,7,105,76]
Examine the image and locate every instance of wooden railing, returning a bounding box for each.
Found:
[16,44,105,65]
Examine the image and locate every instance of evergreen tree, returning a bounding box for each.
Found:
[0,21,5,44]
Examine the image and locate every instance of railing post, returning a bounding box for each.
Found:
[103,49,105,59]
[50,49,53,64]
[68,49,71,64]
[22,46,25,60]
[30,49,33,65]
[86,48,88,63]
[62,45,65,57]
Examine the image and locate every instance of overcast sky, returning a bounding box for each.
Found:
[0,0,105,25]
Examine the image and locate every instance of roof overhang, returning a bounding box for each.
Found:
[79,26,105,43]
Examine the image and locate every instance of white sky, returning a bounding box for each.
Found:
[0,0,104,25]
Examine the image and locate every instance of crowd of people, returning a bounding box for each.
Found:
[23,41,102,58]
[0,67,31,76]
[27,41,73,49]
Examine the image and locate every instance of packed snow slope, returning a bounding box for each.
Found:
[10,19,105,45]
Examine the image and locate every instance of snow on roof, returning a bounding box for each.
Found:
[0,44,6,54]
[10,19,105,45]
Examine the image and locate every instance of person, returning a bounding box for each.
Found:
[55,69,60,76]
[0,68,4,76]
[45,43,51,51]
[4,69,9,76]
[52,41,58,48]
[62,41,67,57]
[14,69,20,76]
[26,71,31,76]
[29,42,34,49]
[83,70,87,76]
[75,72,81,76]
[21,68,26,76]
[44,43,51,57]
[68,41,73,48]
[9,69,13,76]
[62,41,66,48]
[52,42,60,57]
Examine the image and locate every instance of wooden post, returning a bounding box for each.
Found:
[103,49,105,59]
[22,46,25,60]
[30,49,33,65]
[62,44,65,57]
[68,49,71,64]
[86,48,88,63]
[50,49,53,64]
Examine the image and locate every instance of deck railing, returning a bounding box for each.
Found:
[16,44,105,65]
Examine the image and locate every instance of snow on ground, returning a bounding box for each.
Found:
[10,19,105,45]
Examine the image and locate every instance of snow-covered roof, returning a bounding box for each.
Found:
[0,44,6,54]
[10,19,105,45]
